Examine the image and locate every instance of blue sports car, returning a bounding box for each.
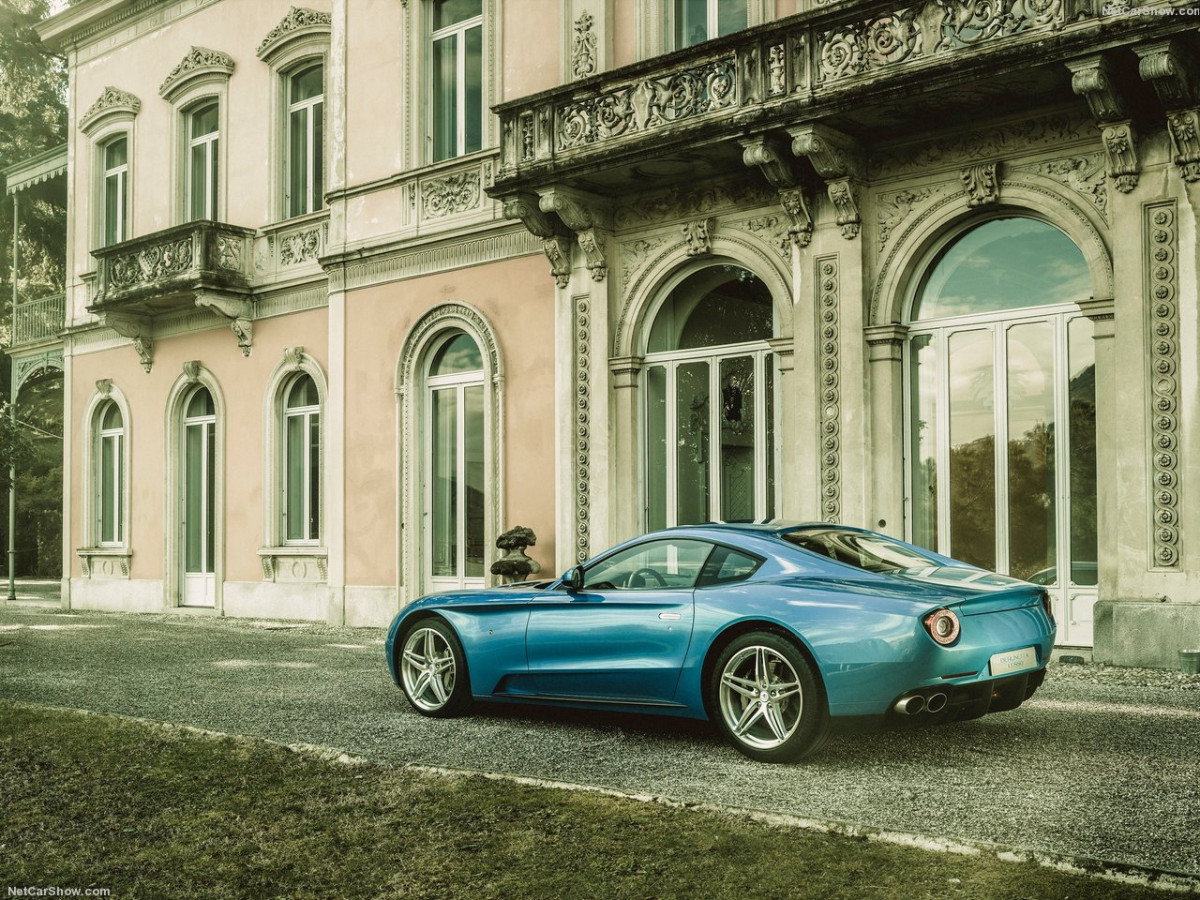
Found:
[386,523,1055,762]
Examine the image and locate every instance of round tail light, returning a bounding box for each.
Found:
[924,608,960,646]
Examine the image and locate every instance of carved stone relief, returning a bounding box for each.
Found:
[961,162,1000,207]
[876,185,941,249]
[682,218,715,256]
[574,294,592,563]
[572,12,598,80]
[1146,202,1180,568]
[422,170,482,218]
[1015,154,1108,221]
[817,255,842,524]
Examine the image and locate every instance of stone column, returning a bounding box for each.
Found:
[864,324,908,538]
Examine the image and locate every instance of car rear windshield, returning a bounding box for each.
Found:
[781,528,934,574]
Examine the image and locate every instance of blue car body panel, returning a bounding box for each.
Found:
[385,523,1055,725]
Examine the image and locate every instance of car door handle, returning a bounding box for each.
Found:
[658,612,682,621]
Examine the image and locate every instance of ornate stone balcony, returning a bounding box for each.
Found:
[89,220,256,368]
[492,0,1194,199]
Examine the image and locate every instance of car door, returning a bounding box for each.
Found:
[524,538,712,704]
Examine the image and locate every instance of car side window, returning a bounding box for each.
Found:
[582,539,713,591]
[696,545,762,587]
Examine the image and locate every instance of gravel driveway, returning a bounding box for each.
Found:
[2,606,1198,879]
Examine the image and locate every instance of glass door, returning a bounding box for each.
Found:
[182,387,216,607]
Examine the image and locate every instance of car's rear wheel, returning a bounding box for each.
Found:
[710,631,830,762]
[398,618,471,717]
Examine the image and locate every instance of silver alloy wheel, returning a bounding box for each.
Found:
[400,625,458,712]
[717,644,803,750]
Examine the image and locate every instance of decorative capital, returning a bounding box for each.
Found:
[95,378,113,397]
[501,191,562,239]
[777,187,814,248]
[577,229,607,282]
[961,162,1000,208]
[542,235,574,288]
[1101,121,1140,193]
[538,186,610,232]
[232,317,253,357]
[827,178,861,240]
[1166,110,1200,183]
[159,46,235,100]
[79,86,141,135]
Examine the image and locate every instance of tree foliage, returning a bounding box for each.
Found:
[0,0,68,299]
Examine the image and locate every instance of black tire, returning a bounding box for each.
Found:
[708,631,830,762]
[397,617,472,718]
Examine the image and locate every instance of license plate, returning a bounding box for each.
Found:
[989,646,1037,676]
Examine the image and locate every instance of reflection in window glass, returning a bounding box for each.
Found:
[909,334,938,552]
[646,365,668,532]
[1006,322,1055,580]
[916,218,1090,320]
[648,267,771,353]
[719,356,755,522]
[1068,317,1097,585]
[432,0,483,162]
[188,102,219,222]
[103,137,128,246]
[287,65,324,217]
[284,374,321,543]
[948,330,995,570]
[676,0,746,47]
[583,539,713,590]
[431,387,458,578]
[98,402,124,545]
[676,361,709,526]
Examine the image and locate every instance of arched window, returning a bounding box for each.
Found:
[644,265,775,529]
[96,401,125,545]
[427,332,485,589]
[283,373,321,544]
[907,217,1098,640]
[182,386,217,607]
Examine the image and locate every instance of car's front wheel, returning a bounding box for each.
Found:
[710,631,830,762]
[398,618,471,717]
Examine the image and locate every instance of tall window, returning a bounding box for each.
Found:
[284,374,321,543]
[675,0,747,47]
[102,136,128,246]
[427,332,485,588]
[183,386,217,607]
[286,64,324,217]
[644,265,775,529]
[96,402,124,545]
[188,102,219,221]
[907,217,1097,640]
[431,0,482,162]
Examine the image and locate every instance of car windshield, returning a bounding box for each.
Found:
[782,528,935,574]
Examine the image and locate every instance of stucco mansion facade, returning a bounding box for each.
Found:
[15,0,1200,666]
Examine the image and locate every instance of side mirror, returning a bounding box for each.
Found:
[560,566,583,591]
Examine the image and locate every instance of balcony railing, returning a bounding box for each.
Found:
[492,0,1185,190]
[90,220,255,317]
[10,292,64,348]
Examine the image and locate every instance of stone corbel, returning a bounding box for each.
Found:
[1066,55,1140,193]
[538,187,611,283]
[788,124,864,240]
[1135,40,1200,183]
[741,135,814,247]
[501,191,575,287]
[195,290,254,356]
[100,312,154,372]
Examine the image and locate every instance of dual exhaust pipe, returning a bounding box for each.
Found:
[893,692,948,716]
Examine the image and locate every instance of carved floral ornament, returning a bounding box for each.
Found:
[256,7,332,62]
[79,86,141,135]
[159,47,235,101]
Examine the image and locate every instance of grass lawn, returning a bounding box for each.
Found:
[0,702,1176,899]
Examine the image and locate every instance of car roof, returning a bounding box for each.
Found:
[653,521,868,540]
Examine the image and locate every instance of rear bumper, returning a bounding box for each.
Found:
[887,667,1047,726]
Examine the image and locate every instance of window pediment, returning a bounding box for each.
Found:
[79,86,141,136]
[256,7,332,64]
[160,47,235,102]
